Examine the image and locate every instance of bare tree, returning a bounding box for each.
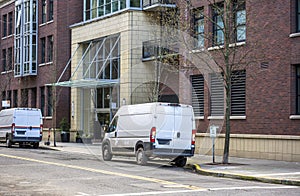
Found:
[145,0,267,164]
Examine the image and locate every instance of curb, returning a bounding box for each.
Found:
[186,164,300,186]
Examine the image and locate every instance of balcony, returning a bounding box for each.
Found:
[142,40,179,63]
[143,0,176,11]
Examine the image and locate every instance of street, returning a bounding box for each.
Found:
[0,145,298,196]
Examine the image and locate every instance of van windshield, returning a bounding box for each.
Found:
[107,116,118,133]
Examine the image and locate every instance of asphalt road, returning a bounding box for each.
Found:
[0,145,299,196]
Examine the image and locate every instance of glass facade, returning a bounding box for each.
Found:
[84,0,141,21]
[14,0,38,77]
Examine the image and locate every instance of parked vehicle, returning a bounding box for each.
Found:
[102,102,196,167]
[0,108,43,148]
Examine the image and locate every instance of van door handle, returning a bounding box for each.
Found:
[177,132,180,138]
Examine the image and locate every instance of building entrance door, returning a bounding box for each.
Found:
[97,112,110,139]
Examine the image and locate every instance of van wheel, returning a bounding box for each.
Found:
[102,144,112,161]
[136,147,148,165]
[33,142,39,149]
[174,157,187,167]
[6,138,12,148]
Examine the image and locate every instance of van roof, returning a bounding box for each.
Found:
[0,108,41,115]
[118,102,192,116]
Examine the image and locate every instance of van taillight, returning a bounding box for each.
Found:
[150,127,156,143]
[191,129,196,145]
[40,124,43,134]
[11,123,15,133]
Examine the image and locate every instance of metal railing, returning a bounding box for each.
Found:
[143,0,176,8]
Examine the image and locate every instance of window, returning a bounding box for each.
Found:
[84,0,140,21]
[130,0,140,7]
[297,0,300,32]
[47,35,53,62]
[194,8,205,48]
[14,0,38,77]
[8,12,13,35]
[42,0,47,23]
[47,86,53,116]
[7,47,12,71]
[41,37,46,63]
[2,49,6,72]
[234,0,246,42]
[2,14,7,37]
[231,70,246,116]
[13,90,18,107]
[49,0,54,21]
[212,3,224,46]
[210,73,224,116]
[30,88,37,108]
[296,66,300,114]
[191,74,204,117]
[40,87,45,116]
[21,89,28,107]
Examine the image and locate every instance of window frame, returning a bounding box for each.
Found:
[296,66,300,114]
[8,12,13,35]
[212,3,224,46]
[193,8,205,49]
[2,14,7,37]
[48,0,54,21]
[2,49,7,72]
[47,35,53,62]
[41,37,46,63]
[42,0,47,24]
[234,0,246,42]
[297,0,300,32]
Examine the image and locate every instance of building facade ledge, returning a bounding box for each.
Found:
[290,115,300,120]
[289,32,300,38]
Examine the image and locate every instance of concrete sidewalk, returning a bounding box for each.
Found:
[187,155,300,186]
[42,142,300,186]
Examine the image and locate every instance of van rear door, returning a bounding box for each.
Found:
[155,104,194,154]
[14,109,42,140]
[172,106,194,152]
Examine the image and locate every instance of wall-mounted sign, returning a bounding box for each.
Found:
[2,100,11,108]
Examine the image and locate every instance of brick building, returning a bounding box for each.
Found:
[179,0,300,161]
[1,0,299,161]
[0,0,82,129]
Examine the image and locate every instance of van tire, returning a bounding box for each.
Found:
[102,144,112,161]
[6,138,12,148]
[33,142,39,149]
[136,147,148,165]
[174,156,187,167]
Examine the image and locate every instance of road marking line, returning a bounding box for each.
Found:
[99,189,206,196]
[254,172,300,177]
[209,185,298,191]
[0,153,203,191]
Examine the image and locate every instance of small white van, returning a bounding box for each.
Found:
[0,108,43,148]
[102,102,196,167]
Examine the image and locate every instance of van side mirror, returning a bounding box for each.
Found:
[107,125,116,133]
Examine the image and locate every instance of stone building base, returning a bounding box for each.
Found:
[195,133,300,162]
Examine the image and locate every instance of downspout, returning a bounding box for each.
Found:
[130,11,133,105]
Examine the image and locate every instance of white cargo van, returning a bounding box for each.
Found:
[0,108,43,148]
[102,102,196,167]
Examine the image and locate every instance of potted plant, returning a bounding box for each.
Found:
[75,130,83,143]
[59,117,70,142]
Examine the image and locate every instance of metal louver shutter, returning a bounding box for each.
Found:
[210,73,224,116]
[191,75,204,117]
[231,70,246,116]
